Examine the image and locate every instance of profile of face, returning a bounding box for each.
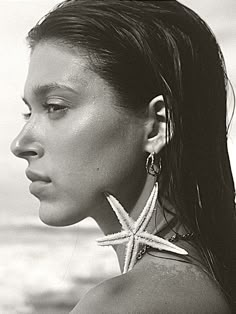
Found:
[10,42,153,227]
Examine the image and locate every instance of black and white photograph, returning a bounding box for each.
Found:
[0,0,235,313]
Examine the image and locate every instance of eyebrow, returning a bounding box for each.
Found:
[22,83,79,106]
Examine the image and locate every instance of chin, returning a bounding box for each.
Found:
[38,201,86,227]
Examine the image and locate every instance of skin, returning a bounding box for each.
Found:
[74,254,231,314]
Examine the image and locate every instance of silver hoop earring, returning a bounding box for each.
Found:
[146,152,161,177]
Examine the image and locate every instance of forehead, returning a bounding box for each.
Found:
[24,42,93,97]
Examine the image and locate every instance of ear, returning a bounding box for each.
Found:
[144,95,172,154]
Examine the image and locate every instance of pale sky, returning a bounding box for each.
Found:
[0,0,235,220]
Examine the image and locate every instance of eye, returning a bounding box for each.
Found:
[22,103,68,121]
[43,103,68,115]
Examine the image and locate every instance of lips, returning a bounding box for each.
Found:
[25,169,51,183]
[26,169,52,197]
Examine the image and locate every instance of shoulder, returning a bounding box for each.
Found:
[70,257,231,314]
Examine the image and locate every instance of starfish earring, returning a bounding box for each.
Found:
[96,182,188,273]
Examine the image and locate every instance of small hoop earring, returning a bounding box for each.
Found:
[146,152,161,177]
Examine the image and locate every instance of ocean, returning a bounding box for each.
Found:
[0,217,119,313]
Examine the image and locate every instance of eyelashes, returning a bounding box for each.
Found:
[22,103,69,121]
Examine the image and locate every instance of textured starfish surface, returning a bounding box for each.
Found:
[96,183,188,273]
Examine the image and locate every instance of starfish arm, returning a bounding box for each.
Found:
[123,235,138,273]
[96,231,130,246]
[138,232,188,255]
[105,192,135,231]
[134,182,159,233]
[126,236,141,273]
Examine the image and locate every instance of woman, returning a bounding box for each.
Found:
[11,0,235,313]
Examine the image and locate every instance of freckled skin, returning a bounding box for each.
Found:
[75,253,231,314]
[11,42,147,227]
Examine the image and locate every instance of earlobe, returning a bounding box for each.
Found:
[144,94,170,154]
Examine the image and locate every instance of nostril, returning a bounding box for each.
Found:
[18,151,38,158]
[10,137,44,159]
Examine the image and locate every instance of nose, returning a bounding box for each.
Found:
[10,123,44,160]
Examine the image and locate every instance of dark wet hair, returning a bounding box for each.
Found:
[27,0,236,309]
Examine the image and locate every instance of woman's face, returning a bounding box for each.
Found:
[11,42,147,226]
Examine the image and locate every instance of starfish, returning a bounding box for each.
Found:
[96,183,188,273]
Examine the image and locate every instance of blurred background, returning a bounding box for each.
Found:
[0,0,235,313]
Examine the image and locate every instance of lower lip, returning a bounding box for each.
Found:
[29,181,51,196]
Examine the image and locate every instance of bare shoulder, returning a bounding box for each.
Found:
[70,257,231,314]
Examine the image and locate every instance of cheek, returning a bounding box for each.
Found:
[46,109,145,199]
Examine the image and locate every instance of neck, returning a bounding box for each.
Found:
[94,175,176,272]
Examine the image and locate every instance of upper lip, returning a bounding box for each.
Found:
[25,169,51,183]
